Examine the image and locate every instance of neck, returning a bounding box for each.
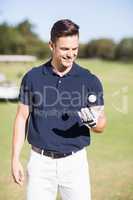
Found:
[51,59,72,77]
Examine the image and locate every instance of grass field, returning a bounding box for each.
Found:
[0,59,133,200]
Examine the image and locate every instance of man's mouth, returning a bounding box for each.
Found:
[62,57,73,62]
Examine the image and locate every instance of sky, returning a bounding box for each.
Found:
[0,0,133,43]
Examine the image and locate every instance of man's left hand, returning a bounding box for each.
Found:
[78,107,97,128]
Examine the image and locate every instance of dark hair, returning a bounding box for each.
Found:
[50,19,79,43]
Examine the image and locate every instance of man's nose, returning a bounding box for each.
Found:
[66,50,73,58]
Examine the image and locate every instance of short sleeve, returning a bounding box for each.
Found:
[18,73,31,105]
[87,74,104,107]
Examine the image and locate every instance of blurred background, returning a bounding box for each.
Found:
[0,0,133,199]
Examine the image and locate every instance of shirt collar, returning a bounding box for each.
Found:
[42,59,80,77]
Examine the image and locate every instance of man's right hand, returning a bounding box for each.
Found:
[11,103,29,186]
[11,159,25,186]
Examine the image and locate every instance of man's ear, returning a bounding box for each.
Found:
[49,41,54,51]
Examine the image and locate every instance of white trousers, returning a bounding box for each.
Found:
[26,148,91,200]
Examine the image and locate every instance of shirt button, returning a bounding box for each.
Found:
[59,80,61,83]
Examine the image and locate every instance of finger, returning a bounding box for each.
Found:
[84,108,92,121]
[16,176,24,186]
[81,108,88,122]
[13,174,21,185]
[12,171,24,186]
[88,108,96,119]
[87,120,96,128]
[19,169,25,182]
[89,123,96,128]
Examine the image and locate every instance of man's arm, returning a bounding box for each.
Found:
[91,109,106,133]
[11,103,29,186]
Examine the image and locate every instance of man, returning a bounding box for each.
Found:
[11,19,106,200]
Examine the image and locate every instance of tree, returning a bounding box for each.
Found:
[0,22,26,54]
[115,38,133,61]
[16,20,37,38]
[0,20,50,58]
[87,39,116,60]
[78,43,88,58]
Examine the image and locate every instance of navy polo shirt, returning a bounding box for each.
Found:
[19,60,104,153]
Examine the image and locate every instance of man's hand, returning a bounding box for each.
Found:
[11,103,29,186]
[78,106,106,133]
[78,107,98,128]
[11,159,25,186]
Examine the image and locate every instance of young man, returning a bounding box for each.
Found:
[11,19,106,200]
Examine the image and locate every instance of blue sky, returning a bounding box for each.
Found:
[0,0,133,43]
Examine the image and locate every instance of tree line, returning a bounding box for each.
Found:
[0,20,133,61]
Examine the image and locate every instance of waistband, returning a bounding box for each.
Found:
[32,146,75,159]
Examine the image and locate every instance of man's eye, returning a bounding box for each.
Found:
[73,48,77,51]
[60,48,68,50]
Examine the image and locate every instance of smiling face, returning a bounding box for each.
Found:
[49,35,79,72]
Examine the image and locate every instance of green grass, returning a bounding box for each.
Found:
[0,59,133,200]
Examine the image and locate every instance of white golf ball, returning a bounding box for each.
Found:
[88,94,97,103]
